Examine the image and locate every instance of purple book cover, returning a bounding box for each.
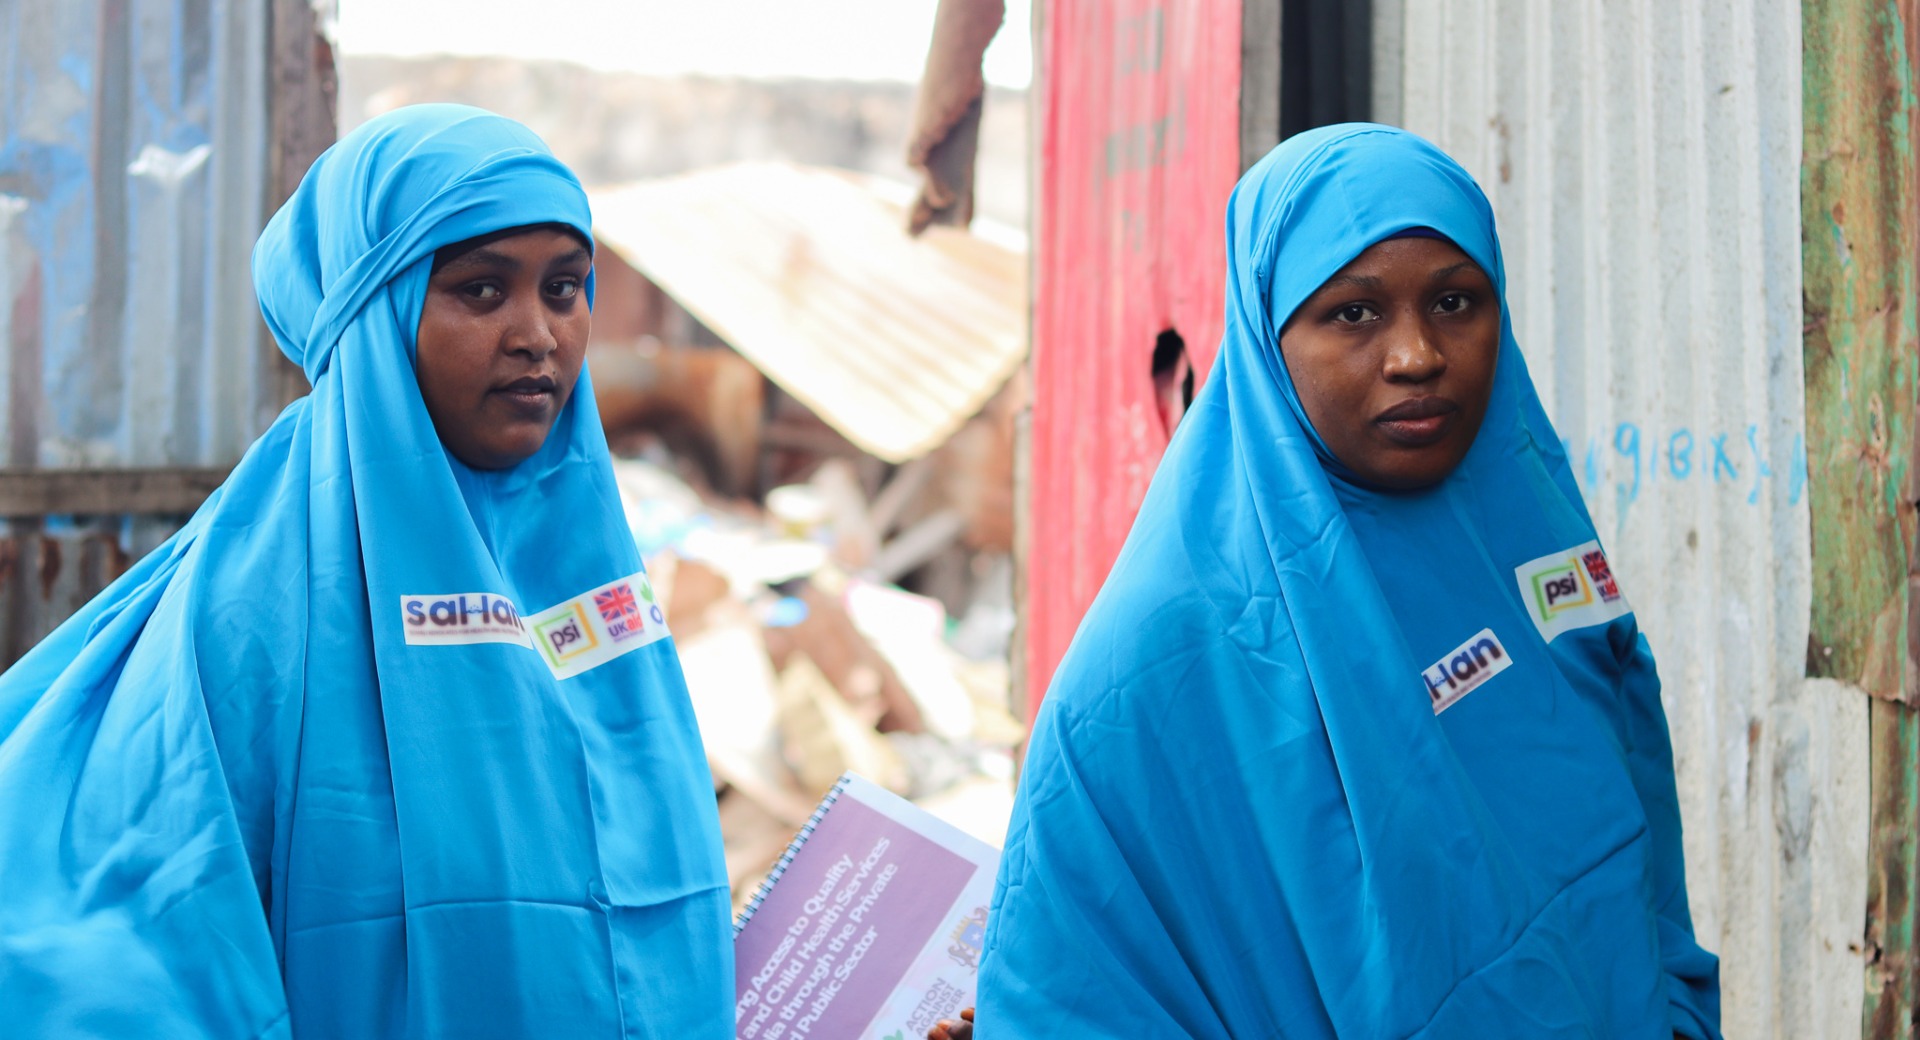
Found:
[734,774,1001,1040]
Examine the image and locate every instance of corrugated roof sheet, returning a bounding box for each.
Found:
[590,162,1028,463]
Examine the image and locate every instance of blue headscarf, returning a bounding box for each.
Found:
[976,125,1720,1039]
[0,105,731,1038]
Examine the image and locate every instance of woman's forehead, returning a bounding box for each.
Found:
[432,223,593,275]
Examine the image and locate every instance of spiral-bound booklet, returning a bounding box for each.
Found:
[733,773,1001,1040]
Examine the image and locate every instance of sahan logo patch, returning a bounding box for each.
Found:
[1514,540,1630,642]
[399,592,530,647]
[1423,628,1511,713]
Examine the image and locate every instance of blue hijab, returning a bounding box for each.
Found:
[976,125,1720,1038]
[0,106,731,1038]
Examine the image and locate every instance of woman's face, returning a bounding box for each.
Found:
[416,227,592,470]
[1278,235,1500,490]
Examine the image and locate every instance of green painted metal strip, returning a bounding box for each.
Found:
[1803,0,1917,703]
[1805,0,1920,1034]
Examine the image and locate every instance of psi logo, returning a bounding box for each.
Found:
[1531,563,1592,619]
[1514,540,1631,642]
[534,605,599,666]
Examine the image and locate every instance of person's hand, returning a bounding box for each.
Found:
[927,1006,974,1039]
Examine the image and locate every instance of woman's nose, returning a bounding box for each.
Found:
[1381,318,1447,382]
[505,300,559,359]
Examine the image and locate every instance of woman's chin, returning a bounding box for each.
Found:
[448,431,549,471]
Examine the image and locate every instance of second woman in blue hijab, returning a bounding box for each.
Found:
[0,106,732,1037]
[973,125,1722,1038]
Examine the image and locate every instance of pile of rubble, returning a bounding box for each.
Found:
[611,454,1024,911]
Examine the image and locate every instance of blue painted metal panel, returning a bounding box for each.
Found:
[0,0,294,658]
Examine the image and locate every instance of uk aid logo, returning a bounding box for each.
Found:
[592,580,666,643]
[1514,540,1630,642]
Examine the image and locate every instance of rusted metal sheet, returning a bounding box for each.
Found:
[1396,0,1870,1035]
[0,467,230,517]
[0,0,334,665]
[1804,0,1919,706]
[1025,0,1242,717]
[591,163,1028,465]
[1802,0,1920,1032]
[1867,701,1920,1038]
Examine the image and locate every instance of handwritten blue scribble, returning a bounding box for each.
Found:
[1745,424,1774,504]
[1710,433,1737,482]
[1569,423,1808,506]
[1614,423,1642,504]
[1669,430,1693,480]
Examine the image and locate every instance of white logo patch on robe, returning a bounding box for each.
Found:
[1514,540,1631,642]
[524,570,671,679]
[1423,628,1512,713]
[399,592,531,647]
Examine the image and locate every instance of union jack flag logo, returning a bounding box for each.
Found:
[595,583,641,626]
[1580,550,1622,603]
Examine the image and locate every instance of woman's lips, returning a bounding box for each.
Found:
[493,375,558,417]
[1374,396,1459,447]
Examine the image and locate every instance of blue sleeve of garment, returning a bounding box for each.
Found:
[0,606,291,1039]
[974,707,1237,1040]
[1615,626,1721,1040]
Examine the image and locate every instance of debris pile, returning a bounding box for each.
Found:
[612,454,1023,910]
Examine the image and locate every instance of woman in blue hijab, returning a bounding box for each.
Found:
[970,125,1721,1038]
[0,106,731,1038]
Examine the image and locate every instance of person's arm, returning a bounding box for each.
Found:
[1613,623,1722,1040]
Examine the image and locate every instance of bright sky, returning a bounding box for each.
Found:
[331,0,1034,89]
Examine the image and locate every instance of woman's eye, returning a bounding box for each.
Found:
[548,278,580,299]
[462,283,502,301]
[1333,304,1377,324]
[1434,292,1470,314]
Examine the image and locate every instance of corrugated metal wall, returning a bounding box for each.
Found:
[0,0,310,660]
[1389,1,1869,1035]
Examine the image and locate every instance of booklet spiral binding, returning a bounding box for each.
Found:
[733,772,854,935]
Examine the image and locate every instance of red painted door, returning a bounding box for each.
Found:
[1027,0,1244,717]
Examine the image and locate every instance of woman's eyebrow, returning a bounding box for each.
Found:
[437,247,519,276]
[1322,272,1384,292]
[1428,261,1479,283]
[548,246,591,268]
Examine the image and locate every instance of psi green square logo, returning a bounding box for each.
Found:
[534,604,599,666]
[1530,562,1591,619]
